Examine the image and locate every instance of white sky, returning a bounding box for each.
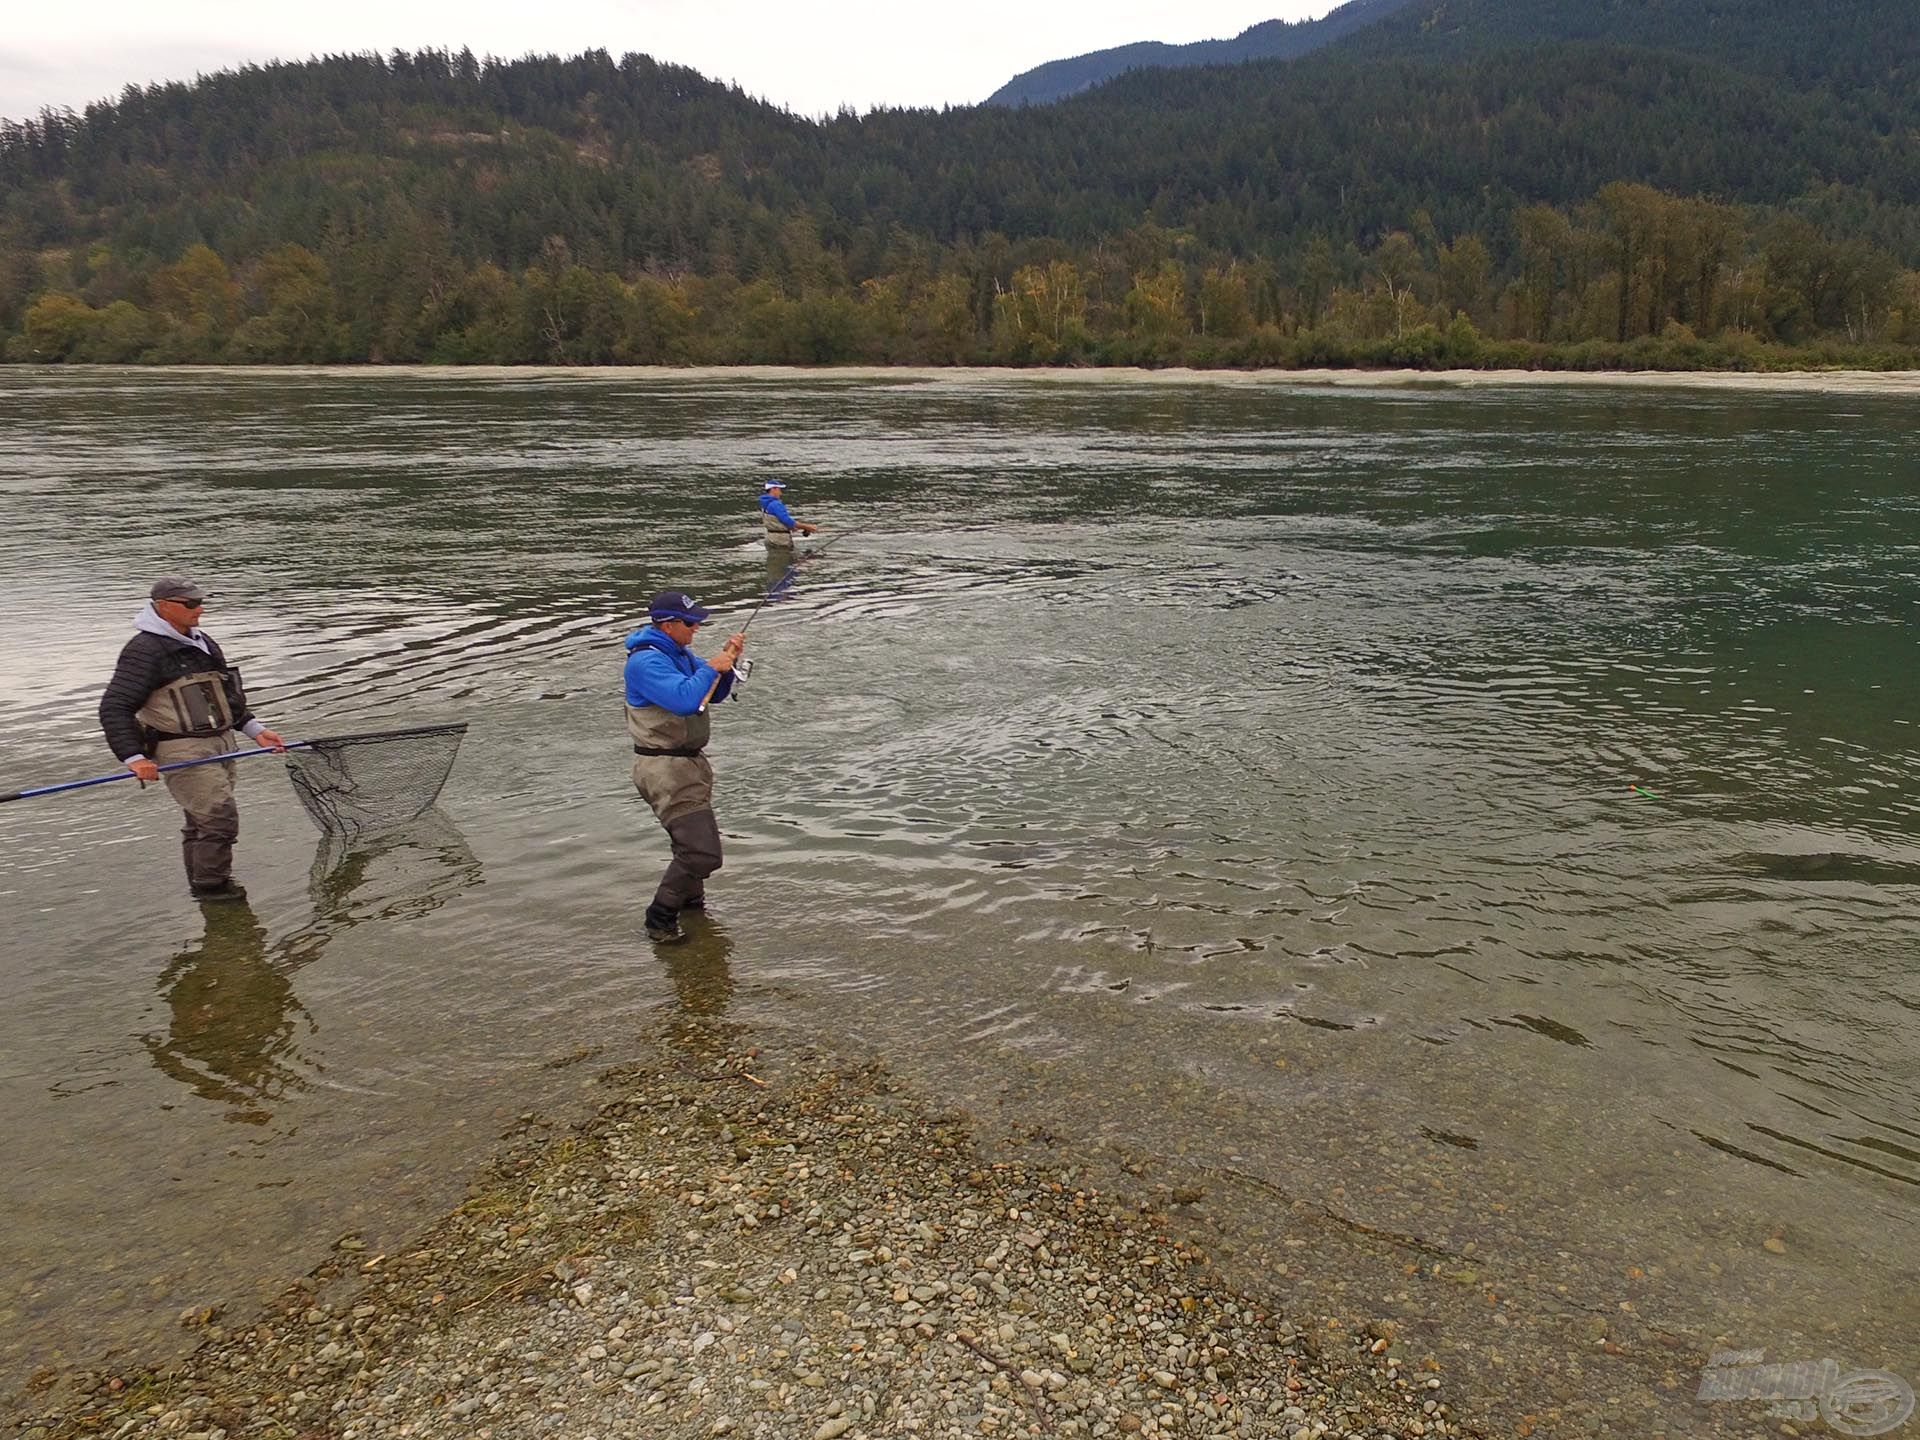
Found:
[0,1,1335,124]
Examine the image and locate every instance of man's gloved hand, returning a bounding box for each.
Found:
[127,757,160,783]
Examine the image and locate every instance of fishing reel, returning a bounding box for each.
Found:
[728,656,755,698]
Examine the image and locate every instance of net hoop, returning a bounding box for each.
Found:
[292,722,470,749]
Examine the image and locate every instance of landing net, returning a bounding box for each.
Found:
[282,723,468,836]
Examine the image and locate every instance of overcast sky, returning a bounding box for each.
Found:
[1,1,1336,124]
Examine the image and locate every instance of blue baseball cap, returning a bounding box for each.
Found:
[648,589,712,624]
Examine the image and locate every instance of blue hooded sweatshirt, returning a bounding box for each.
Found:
[624,625,734,713]
[758,491,799,531]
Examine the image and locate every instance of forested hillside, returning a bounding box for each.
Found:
[1343,0,1920,92]
[3,5,1918,369]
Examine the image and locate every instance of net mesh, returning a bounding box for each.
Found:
[282,723,468,836]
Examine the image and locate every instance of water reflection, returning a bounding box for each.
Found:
[763,548,803,596]
[142,901,316,1126]
[302,810,483,932]
[142,811,483,1121]
[658,916,738,1055]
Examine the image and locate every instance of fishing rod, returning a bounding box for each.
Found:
[805,523,873,558]
[739,561,803,639]
[697,559,801,709]
[698,524,876,708]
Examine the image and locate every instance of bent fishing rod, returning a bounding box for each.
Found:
[696,526,873,709]
[696,564,797,709]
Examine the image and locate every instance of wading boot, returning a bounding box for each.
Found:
[644,902,685,945]
[190,881,249,903]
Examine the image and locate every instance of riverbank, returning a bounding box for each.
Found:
[13,361,1920,396]
[11,1028,1465,1440]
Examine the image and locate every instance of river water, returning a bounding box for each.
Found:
[1,368,1915,1427]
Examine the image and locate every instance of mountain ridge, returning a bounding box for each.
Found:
[985,0,1417,106]
[3,1,1917,367]
[987,0,1920,108]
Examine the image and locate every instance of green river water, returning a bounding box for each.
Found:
[0,368,1915,1432]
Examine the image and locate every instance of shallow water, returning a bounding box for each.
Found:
[1,368,1916,1419]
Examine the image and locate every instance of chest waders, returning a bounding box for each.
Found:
[626,702,714,824]
[141,670,244,895]
[626,645,725,938]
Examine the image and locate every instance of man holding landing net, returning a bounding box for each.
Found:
[99,577,286,901]
[624,589,746,944]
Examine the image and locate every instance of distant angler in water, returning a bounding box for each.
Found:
[758,478,818,550]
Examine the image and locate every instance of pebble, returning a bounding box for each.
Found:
[14,1042,1463,1440]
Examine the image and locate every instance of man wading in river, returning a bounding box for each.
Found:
[99,578,286,901]
[624,590,746,944]
[758,479,818,550]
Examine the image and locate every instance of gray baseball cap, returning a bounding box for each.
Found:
[149,576,208,603]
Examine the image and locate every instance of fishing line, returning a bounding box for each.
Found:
[697,534,850,707]
[805,523,873,558]
[711,524,878,697]
[735,562,800,642]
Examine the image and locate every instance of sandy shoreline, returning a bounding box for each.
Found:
[15,362,1920,396]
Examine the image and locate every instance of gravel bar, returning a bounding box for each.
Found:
[11,1033,1471,1440]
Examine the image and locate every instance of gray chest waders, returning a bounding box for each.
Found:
[136,669,238,741]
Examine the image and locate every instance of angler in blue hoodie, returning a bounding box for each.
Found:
[758,479,818,550]
[624,589,745,942]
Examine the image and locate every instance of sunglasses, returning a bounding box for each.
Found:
[165,597,206,609]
